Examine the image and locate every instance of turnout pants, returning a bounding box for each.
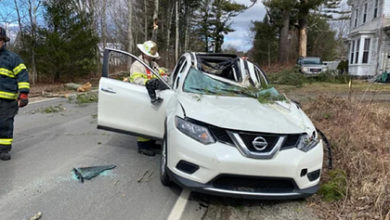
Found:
[0,99,18,152]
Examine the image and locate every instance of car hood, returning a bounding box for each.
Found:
[178,93,315,134]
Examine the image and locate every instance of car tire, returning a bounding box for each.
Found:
[160,133,171,186]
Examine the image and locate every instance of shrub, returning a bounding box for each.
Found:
[267,67,351,86]
[319,169,347,201]
[268,67,305,87]
[307,71,351,84]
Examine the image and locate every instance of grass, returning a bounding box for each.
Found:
[303,97,390,219]
[275,80,390,94]
[268,67,390,94]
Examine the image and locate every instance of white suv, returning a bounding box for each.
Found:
[98,49,323,199]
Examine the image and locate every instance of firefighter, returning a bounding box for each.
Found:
[129,40,167,156]
[0,27,29,161]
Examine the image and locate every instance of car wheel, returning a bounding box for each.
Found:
[160,133,171,186]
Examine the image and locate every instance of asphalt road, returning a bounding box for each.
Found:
[0,97,321,220]
[0,98,181,220]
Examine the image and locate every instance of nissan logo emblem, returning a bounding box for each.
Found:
[252,136,268,151]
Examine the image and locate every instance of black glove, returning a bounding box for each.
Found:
[18,93,29,107]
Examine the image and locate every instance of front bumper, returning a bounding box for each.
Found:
[168,168,319,199]
[167,124,323,199]
[301,68,327,75]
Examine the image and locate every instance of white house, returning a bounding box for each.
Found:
[347,0,390,77]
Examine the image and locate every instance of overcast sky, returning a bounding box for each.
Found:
[0,0,266,52]
[222,0,266,52]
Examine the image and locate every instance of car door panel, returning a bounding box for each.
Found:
[98,75,174,140]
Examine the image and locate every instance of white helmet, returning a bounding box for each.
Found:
[137,40,160,59]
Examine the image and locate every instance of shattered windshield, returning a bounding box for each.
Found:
[183,68,284,102]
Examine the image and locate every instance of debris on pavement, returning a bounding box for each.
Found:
[67,92,98,104]
[73,165,116,183]
[77,82,92,92]
[22,211,42,220]
[41,104,66,113]
[41,90,66,98]
[65,83,82,90]
[137,170,153,183]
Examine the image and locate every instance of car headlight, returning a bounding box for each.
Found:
[302,67,308,72]
[297,132,319,152]
[175,116,215,145]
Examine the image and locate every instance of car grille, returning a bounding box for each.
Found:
[211,175,297,193]
[239,132,279,153]
[209,126,235,146]
[310,68,321,72]
[208,126,301,152]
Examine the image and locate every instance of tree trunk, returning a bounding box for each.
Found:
[298,18,307,57]
[166,3,174,67]
[175,0,179,62]
[184,6,191,52]
[28,0,39,84]
[127,0,134,52]
[101,0,107,48]
[151,0,159,42]
[144,0,148,41]
[268,43,271,68]
[279,9,290,64]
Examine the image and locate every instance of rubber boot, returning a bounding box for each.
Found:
[137,141,156,157]
[0,152,11,161]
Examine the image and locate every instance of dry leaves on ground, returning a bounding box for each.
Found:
[303,96,390,220]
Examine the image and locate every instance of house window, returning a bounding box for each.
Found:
[350,41,355,64]
[374,0,378,18]
[363,3,367,23]
[354,9,358,27]
[355,39,360,64]
[362,38,370,64]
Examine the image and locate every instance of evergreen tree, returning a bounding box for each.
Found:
[36,0,99,82]
[250,16,279,66]
[209,0,246,52]
[307,13,337,60]
[195,0,245,53]
[263,0,295,64]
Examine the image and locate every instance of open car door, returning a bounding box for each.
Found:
[97,48,174,140]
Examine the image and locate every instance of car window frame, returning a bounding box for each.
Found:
[102,48,172,89]
[254,65,269,86]
[171,57,186,86]
[175,60,188,89]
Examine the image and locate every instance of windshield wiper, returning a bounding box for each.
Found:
[188,87,218,94]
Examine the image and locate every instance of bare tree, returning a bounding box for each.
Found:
[127,0,134,52]
[101,0,107,48]
[144,0,148,41]
[13,0,24,47]
[165,1,174,67]
[175,0,179,61]
[27,0,41,84]
[151,0,158,41]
